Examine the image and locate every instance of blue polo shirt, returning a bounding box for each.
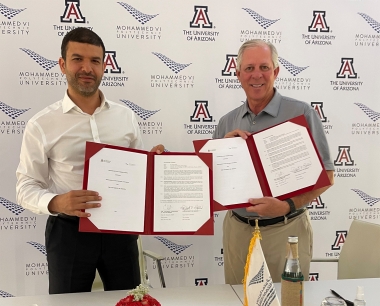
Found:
[213,88,334,217]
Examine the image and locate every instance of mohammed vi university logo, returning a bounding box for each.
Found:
[334,146,354,166]
[331,231,347,250]
[190,101,212,122]
[104,51,121,73]
[221,55,237,76]
[190,6,212,28]
[336,58,357,79]
[0,197,25,215]
[308,11,329,32]
[0,290,14,298]
[27,241,47,255]
[0,3,26,19]
[311,102,327,123]
[60,0,86,23]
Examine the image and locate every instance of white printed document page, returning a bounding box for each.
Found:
[153,155,211,232]
[199,137,263,206]
[253,121,322,197]
[86,148,147,232]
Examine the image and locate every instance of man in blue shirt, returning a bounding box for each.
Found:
[213,39,334,283]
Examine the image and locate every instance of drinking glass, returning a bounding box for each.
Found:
[320,296,347,306]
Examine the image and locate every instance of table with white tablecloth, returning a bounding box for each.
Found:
[0,284,242,306]
[233,278,380,305]
[2,278,379,306]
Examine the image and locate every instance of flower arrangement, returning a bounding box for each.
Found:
[115,284,161,306]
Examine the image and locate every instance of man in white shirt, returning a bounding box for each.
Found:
[16,28,164,294]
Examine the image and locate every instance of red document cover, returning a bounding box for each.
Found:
[79,142,214,235]
[193,115,331,211]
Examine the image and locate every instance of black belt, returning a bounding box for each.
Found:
[232,208,306,227]
[57,214,79,221]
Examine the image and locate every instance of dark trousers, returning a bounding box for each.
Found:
[45,215,141,294]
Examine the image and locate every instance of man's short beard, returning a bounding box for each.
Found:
[66,73,101,97]
[76,86,98,97]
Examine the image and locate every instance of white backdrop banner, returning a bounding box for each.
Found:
[1,0,380,296]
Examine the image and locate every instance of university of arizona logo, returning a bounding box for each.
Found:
[336,58,357,78]
[354,103,380,122]
[0,290,14,298]
[216,54,240,89]
[104,51,121,73]
[154,236,192,255]
[27,241,47,255]
[311,102,327,123]
[331,231,347,250]
[334,146,354,166]
[351,189,380,207]
[60,0,85,23]
[307,196,325,209]
[190,101,213,122]
[102,51,129,86]
[20,48,58,71]
[0,101,30,119]
[152,52,191,74]
[308,11,329,32]
[0,2,26,19]
[119,99,159,120]
[334,146,360,178]
[195,278,208,286]
[242,8,280,29]
[307,196,330,221]
[279,57,308,76]
[357,13,380,33]
[117,2,158,24]
[331,60,362,91]
[309,273,319,281]
[311,102,333,134]
[0,197,24,215]
[190,6,212,28]
[221,55,237,76]
[185,6,218,42]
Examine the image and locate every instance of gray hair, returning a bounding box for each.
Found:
[236,39,279,71]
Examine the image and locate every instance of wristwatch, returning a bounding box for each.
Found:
[284,198,296,214]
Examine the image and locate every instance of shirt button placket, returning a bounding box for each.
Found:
[90,116,101,143]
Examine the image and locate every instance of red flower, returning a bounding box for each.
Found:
[115,294,161,306]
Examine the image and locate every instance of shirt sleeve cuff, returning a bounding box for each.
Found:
[39,193,59,216]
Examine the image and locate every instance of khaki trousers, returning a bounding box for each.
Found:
[223,210,313,284]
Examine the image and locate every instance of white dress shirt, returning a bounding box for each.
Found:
[16,91,143,215]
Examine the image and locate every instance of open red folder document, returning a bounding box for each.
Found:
[79,142,214,235]
[193,115,331,211]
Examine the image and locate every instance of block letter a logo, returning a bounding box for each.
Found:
[61,0,86,23]
[190,6,212,28]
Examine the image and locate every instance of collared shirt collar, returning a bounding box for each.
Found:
[241,88,282,118]
[62,90,110,114]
